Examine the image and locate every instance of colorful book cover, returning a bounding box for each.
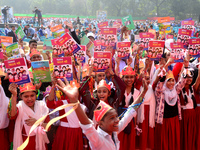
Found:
[78,31,85,41]
[94,40,102,52]
[148,29,156,38]
[51,24,65,38]
[148,40,165,61]
[74,45,86,64]
[97,21,108,28]
[157,16,170,23]
[116,42,131,59]
[122,15,135,30]
[0,52,4,59]
[4,58,31,85]
[15,26,26,40]
[181,20,195,32]
[93,52,111,72]
[57,33,81,55]
[51,39,64,57]
[31,60,51,83]
[188,39,200,57]
[139,33,154,50]
[53,57,73,81]
[81,35,94,57]
[166,34,174,39]
[100,28,117,50]
[177,29,192,44]
[6,43,20,60]
[0,63,6,77]
[0,36,13,51]
[170,42,185,62]
[43,39,53,53]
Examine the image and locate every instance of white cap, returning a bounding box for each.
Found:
[87,32,95,38]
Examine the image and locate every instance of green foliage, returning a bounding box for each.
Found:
[1,0,200,20]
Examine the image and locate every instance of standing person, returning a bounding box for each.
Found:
[34,7,42,26]
[8,82,49,150]
[55,77,148,150]
[1,6,9,24]
[118,66,140,150]
[154,70,186,150]
[0,85,10,150]
[8,25,18,43]
[4,24,10,36]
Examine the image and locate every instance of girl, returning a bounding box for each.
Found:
[118,66,140,150]
[154,70,186,150]
[8,82,49,150]
[0,85,10,150]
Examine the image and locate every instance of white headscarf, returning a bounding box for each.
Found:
[163,78,178,106]
[0,85,9,129]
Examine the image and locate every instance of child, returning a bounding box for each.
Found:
[56,78,148,150]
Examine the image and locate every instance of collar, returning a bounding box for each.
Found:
[97,126,113,138]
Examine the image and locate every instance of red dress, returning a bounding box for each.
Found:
[0,128,9,150]
[47,99,84,150]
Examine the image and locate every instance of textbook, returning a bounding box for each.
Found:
[177,29,192,45]
[53,57,73,81]
[97,21,108,28]
[6,42,21,59]
[139,33,154,50]
[74,45,86,64]
[15,26,26,40]
[31,60,52,83]
[94,40,102,52]
[4,57,31,85]
[148,40,165,61]
[170,42,185,62]
[116,42,131,60]
[51,38,64,57]
[93,52,111,72]
[81,35,94,57]
[57,32,81,55]
[100,28,117,50]
[0,36,13,51]
[51,24,65,38]
[43,39,53,53]
[188,39,200,57]
[122,15,135,30]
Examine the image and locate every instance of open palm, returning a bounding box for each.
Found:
[56,78,79,102]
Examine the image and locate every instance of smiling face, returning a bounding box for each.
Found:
[97,87,110,102]
[123,75,135,87]
[99,109,120,135]
[20,91,36,108]
[186,76,193,85]
[166,78,175,90]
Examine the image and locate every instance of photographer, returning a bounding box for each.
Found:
[33,7,42,26]
[1,6,10,24]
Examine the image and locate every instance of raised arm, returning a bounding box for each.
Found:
[8,83,18,118]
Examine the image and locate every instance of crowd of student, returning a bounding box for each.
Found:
[0,16,200,150]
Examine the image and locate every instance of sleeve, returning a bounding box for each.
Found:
[80,122,103,148]
[155,81,164,97]
[118,107,136,133]
[175,76,186,94]
[172,62,183,82]
[46,99,63,109]
[70,30,80,44]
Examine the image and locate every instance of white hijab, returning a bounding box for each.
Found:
[163,79,178,106]
[13,100,49,150]
[0,85,9,129]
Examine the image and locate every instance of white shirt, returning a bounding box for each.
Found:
[80,107,136,150]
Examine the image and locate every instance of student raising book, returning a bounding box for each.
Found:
[55,77,148,150]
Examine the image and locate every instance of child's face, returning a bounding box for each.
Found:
[99,109,120,134]
[166,78,175,90]
[97,87,110,102]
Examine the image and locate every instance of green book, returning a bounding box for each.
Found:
[31,60,52,83]
[81,35,94,57]
[43,39,53,53]
[6,43,20,59]
[122,15,135,30]
[15,26,26,40]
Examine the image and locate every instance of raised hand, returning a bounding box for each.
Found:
[8,83,18,96]
[56,78,79,103]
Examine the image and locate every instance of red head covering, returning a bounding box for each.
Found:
[97,80,111,92]
[94,101,113,122]
[19,82,36,93]
[30,49,40,58]
[121,66,135,76]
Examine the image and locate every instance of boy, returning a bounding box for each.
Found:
[56,78,148,150]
